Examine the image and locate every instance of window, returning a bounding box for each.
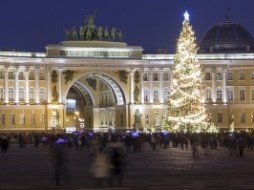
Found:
[31,114,35,125]
[153,73,158,81]
[39,88,45,101]
[216,89,222,101]
[228,89,234,102]
[216,73,222,80]
[8,72,14,80]
[8,87,14,101]
[0,70,4,79]
[0,88,4,101]
[240,89,245,101]
[239,72,245,80]
[144,89,149,102]
[252,90,254,101]
[19,87,25,101]
[251,72,254,80]
[29,72,34,80]
[39,72,45,80]
[29,88,35,101]
[218,113,223,123]
[206,89,211,101]
[205,73,211,80]
[163,72,169,81]
[1,114,5,125]
[240,113,245,123]
[10,114,15,125]
[153,89,159,101]
[143,73,148,81]
[227,73,233,80]
[20,114,25,125]
[19,72,24,80]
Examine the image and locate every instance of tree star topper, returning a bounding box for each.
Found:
[184,11,189,21]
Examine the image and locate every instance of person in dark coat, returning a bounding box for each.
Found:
[1,136,9,153]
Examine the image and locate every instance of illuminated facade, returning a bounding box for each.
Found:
[0,17,254,133]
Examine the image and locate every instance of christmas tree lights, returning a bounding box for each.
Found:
[162,12,218,133]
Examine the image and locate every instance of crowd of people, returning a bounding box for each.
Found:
[0,130,254,186]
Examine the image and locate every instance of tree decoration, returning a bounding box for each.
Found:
[162,12,218,134]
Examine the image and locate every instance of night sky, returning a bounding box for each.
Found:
[1,0,254,53]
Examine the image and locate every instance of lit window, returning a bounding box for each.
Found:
[251,72,254,80]
[19,72,24,80]
[20,114,25,125]
[252,90,254,101]
[39,88,45,101]
[163,88,169,102]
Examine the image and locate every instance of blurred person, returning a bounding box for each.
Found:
[52,138,69,186]
[90,148,111,187]
[1,136,9,153]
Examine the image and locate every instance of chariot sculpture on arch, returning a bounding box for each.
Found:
[64,13,125,42]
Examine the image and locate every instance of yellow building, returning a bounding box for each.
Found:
[0,17,253,133]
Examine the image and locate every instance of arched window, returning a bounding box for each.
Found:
[8,87,14,101]
[144,89,149,102]
[19,87,25,101]
[153,89,159,101]
[216,89,222,101]
[0,88,4,101]
[39,88,45,101]
[29,87,35,101]
[206,88,211,101]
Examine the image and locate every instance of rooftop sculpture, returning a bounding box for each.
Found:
[65,14,124,42]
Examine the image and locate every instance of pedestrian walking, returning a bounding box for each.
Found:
[1,136,9,153]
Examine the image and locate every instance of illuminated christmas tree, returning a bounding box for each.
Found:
[163,12,218,133]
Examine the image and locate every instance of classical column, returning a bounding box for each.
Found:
[14,69,19,104]
[58,69,63,104]
[159,70,163,103]
[4,68,8,104]
[149,71,153,103]
[129,70,134,104]
[140,71,144,104]
[24,70,29,104]
[35,69,40,104]
[47,69,51,103]
[222,69,227,103]
[211,68,216,103]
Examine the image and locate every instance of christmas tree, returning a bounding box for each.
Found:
[162,12,218,133]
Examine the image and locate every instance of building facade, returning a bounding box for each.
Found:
[0,17,254,133]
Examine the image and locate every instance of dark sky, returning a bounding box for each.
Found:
[1,0,254,53]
